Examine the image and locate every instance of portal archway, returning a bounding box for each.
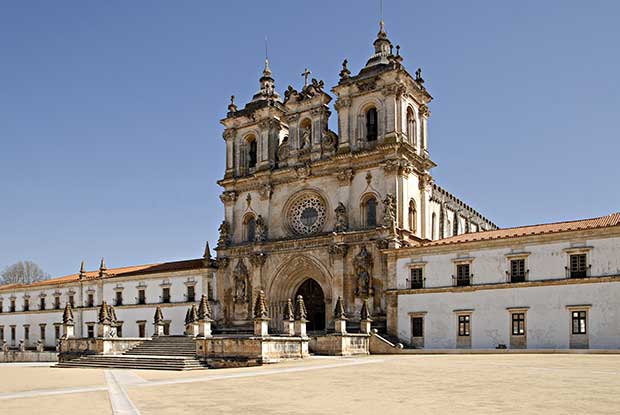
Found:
[295,279,325,331]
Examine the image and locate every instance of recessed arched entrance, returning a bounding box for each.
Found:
[295,278,326,332]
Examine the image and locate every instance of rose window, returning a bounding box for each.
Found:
[288,194,327,235]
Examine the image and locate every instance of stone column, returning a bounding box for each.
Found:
[294,295,308,337]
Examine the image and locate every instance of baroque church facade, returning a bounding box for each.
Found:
[215,21,495,333]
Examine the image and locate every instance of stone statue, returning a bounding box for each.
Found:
[301,126,311,149]
[354,246,374,297]
[255,215,268,242]
[2,341,9,355]
[334,202,348,232]
[18,340,25,352]
[36,340,44,353]
[233,260,249,303]
[383,193,397,232]
[217,221,231,248]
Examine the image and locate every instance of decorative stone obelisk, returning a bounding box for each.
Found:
[153,306,165,336]
[185,304,199,336]
[333,296,348,334]
[253,290,270,337]
[294,295,308,337]
[97,300,113,338]
[62,302,75,338]
[359,298,373,334]
[197,295,213,337]
[283,298,295,336]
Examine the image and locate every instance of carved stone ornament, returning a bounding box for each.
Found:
[322,130,337,149]
[217,221,231,249]
[419,104,430,117]
[383,193,397,232]
[336,169,354,185]
[232,260,249,303]
[353,246,374,297]
[296,164,311,179]
[375,239,390,250]
[249,252,267,268]
[334,97,352,110]
[259,184,273,200]
[328,243,348,258]
[334,202,348,232]
[220,191,238,205]
[383,159,400,175]
[255,215,268,242]
[277,140,290,161]
[357,79,377,93]
[223,129,236,140]
[216,256,230,269]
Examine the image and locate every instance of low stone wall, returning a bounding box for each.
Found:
[309,333,370,356]
[196,335,309,368]
[369,331,404,354]
[1,351,58,363]
[59,337,146,362]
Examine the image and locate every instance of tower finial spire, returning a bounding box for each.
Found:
[263,35,271,76]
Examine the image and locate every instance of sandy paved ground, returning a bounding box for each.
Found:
[1,355,619,414]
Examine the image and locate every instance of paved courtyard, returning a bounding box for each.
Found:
[1,354,619,414]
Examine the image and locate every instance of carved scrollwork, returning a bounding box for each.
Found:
[328,243,348,258]
[220,191,238,205]
[336,168,354,185]
[259,184,273,200]
[249,252,267,268]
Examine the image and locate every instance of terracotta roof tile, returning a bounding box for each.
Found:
[0,258,208,291]
[424,212,620,247]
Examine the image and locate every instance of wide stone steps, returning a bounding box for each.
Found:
[57,355,208,371]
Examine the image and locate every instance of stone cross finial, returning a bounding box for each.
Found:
[415,68,424,84]
[62,302,74,324]
[301,68,311,87]
[228,95,238,113]
[253,290,269,320]
[283,298,295,322]
[99,258,107,278]
[79,261,86,279]
[333,296,347,320]
[294,295,307,321]
[153,306,164,325]
[339,59,351,80]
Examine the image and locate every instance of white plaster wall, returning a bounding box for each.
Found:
[396,281,620,349]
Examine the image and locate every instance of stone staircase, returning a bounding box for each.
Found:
[57,336,208,370]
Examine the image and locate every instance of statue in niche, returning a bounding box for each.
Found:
[383,193,397,232]
[233,260,249,303]
[301,126,311,150]
[334,202,348,232]
[255,215,268,242]
[217,221,231,248]
[354,246,374,297]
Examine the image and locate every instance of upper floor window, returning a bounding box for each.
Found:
[366,107,378,141]
[410,268,424,289]
[362,196,378,228]
[406,107,416,145]
[68,295,74,307]
[569,254,588,278]
[39,297,45,310]
[187,285,195,302]
[23,299,29,312]
[244,214,256,242]
[408,199,417,233]
[87,293,94,307]
[431,213,436,240]
[162,287,171,303]
[510,259,527,283]
[453,215,459,236]
[0,300,3,313]
[246,135,257,169]
[455,263,471,287]
[138,289,146,305]
[10,299,15,312]
[54,296,61,309]
[115,291,123,306]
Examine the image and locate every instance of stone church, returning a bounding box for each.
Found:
[214,21,495,333]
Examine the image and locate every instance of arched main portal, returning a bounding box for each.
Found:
[295,279,325,332]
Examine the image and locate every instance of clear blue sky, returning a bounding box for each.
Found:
[1,1,618,278]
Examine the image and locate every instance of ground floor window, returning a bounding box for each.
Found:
[54,325,61,340]
[11,326,16,341]
[40,324,46,341]
[458,315,470,336]
[411,317,424,337]
[87,324,95,338]
[572,310,587,334]
[24,325,30,341]
[512,313,526,335]
[138,322,146,338]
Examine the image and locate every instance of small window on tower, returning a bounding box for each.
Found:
[363,196,378,228]
[245,215,256,242]
[247,136,257,169]
[406,107,416,145]
[366,107,378,141]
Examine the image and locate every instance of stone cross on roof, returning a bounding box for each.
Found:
[301,68,311,87]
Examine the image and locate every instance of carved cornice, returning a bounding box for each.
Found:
[220,191,238,205]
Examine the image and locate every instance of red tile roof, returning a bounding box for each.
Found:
[0,258,208,291]
[424,212,620,247]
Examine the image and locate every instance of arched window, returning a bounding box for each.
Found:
[247,136,257,169]
[362,195,378,228]
[431,212,437,240]
[453,215,459,236]
[406,107,416,145]
[408,199,417,232]
[244,215,256,242]
[447,220,452,237]
[366,108,378,141]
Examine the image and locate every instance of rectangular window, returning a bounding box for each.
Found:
[23,299,29,312]
[115,291,123,306]
[11,326,16,341]
[68,295,74,307]
[456,264,471,287]
[572,311,587,334]
[458,315,470,336]
[510,259,526,283]
[55,325,61,340]
[40,325,46,340]
[87,324,95,338]
[0,326,3,340]
[24,326,30,341]
[138,289,146,305]
[187,286,195,302]
[411,317,424,337]
[569,254,588,278]
[163,322,170,335]
[410,268,424,289]
[116,323,122,338]
[54,296,61,309]
[0,301,3,313]
[10,299,15,312]
[162,288,171,303]
[87,293,94,307]
[40,297,46,310]
[512,313,525,335]
[138,323,146,338]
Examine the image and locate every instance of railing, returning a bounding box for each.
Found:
[565,265,591,278]
[505,269,529,283]
[452,274,473,287]
[406,277,426,289]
